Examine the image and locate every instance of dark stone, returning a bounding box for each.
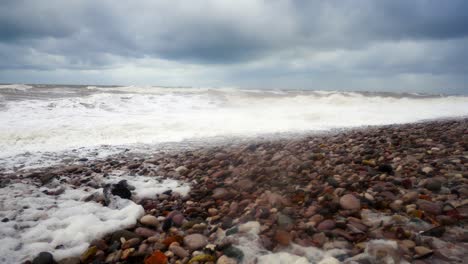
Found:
[226,227,239,236]
[1,218,8,222]
[221,216,233,229]
[223,246,244,261]
[378,164,393,174]
[32,252,55,264]
[425,179,442,192]
[277,213,294,229]
[162,218,173,232]
[111,180,132,199]
[110,230,140,243]
[326,177,339,187]
[421,226,446,237]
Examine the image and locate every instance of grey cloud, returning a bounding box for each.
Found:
[0,0,467,93]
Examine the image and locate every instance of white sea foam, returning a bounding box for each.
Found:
[1,87,467,170]
[0,84,33,91]
[106,173,191,200]
[227,221,344,264]
[0,175,189,263]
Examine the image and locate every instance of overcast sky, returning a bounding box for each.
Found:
[0,0,467,94]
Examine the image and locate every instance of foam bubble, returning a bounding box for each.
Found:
[0,175,189,263]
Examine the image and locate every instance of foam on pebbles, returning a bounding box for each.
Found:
[0,174,189,263]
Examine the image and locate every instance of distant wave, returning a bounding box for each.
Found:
[0,85,467,169]
[0,84,34,91]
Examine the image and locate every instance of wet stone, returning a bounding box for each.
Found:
[32,252,55,264]
[340,194,361,210]
[183,234,208,250]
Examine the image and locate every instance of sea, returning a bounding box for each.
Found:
[0,84,467,263]
[1,83,467,172]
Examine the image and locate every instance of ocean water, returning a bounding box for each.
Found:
[1,84,467,171]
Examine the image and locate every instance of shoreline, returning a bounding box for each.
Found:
[1,118,467,263]
[4,116,467,174]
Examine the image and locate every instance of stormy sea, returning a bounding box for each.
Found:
[0,84,467,263]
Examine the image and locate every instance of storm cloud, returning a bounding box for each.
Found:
[0,0,467,93]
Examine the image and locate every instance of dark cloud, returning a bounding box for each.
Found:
[0,0,467,93]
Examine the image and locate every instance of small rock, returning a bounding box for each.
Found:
[362,159,376,166]
[32,252,55,264]
[80,246,97,263]
[402,191,419,203]
[121,248,135,260]
[135,227,158,238]
[183,234,208,250]
[425,179,442,192]
[217,255,238,264]
[378,164,393,174]
[171,213,185,226]
[105,250,122,263]
[188,254,215,263]
[169,244,189,258]
[421,166,434,175]
[365,240,401,264]
[340,194,361,210]
[109,180,132,199]
[122,238,141,249]
[400,240,416,249]
[417,199,442,215]
[140,215,159,227]
[175,166,189,175]
[364,193,374,201]
[111,230,140,243]
[212,188,231,200]
[274,230,292,246]
[144,250,167,264]
[277,213,294,229]
[57,257,79,264]
[238,221,260,234]
[223,246,244,262]
[312,232,328,247]
[208,208,218,216]
[317,219,336,231]
[414,246,433,259]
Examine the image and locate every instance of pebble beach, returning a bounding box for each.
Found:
[2,118,467,264]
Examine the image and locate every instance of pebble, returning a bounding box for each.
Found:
[80,246,97,263]
[140,214,159,227]
[121,238,141,249]
[32,252,55,264]
[317,219,336,231]
[212,188,231,200]
[274,230,292,246]
[340,194,361,210]
[425,179,442,192]
[111,230,140,242]
[414,246,433,258]
[277,213,294,229]
[421,166,434,175]
[183,234,208,250]
[135,227,158,238]
[416,199,442,215]
[217,255,238,264]
[402,191,419,203]
[169,244,189,258]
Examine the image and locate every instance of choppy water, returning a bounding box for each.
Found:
[1,84,467,170]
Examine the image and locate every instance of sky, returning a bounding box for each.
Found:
[0,0,467,94]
